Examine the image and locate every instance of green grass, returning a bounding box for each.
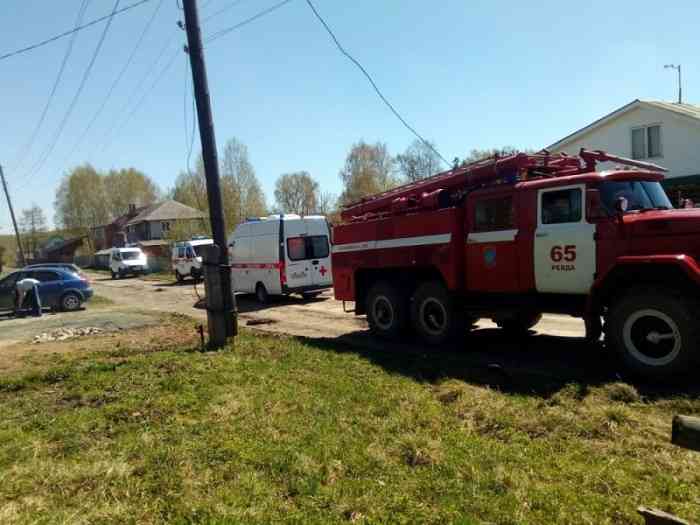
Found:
[88,294,115,308]
[0,324,699,524]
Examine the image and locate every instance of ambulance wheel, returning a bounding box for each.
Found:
[255,283,269,304]
[175,270,184,283]
[302,292,321,301]
[366,281,408,341]
[606,287,699,382]
[111,271,116,280]
[411,281,460,345]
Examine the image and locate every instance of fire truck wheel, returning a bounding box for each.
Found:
[412,281,459,345]
[607,288,699,382]
[496,312,542,336]
[366,281,408,340]
[256,283,269,304]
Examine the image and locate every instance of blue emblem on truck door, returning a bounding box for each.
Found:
[484,247,497,268]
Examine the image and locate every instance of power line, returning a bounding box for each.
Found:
[205,0,294,43]
[19,0,123,189]
[64,0,166,162]
[10,0,90,175]
[203,0,247,23]
[184,53,197,173]
[0,0,152,62]
[303,0,449,167]
[98,32,178,154]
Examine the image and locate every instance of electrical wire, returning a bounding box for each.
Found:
[99,33,178,153]
[202,0,247,23]
[65,0,166,162]
[10,0,90,175]
[205,0,294,43]
[0,0,151,62]
[19,0,123,189]
[184,53,197,174]
[303,0,449,167]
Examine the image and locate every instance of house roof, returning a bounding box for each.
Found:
[126,200,205,226]
[548,99,700,151]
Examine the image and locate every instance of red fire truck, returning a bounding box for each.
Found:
[332,149,700,381]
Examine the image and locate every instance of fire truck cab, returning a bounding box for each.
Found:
[332,150,700,381]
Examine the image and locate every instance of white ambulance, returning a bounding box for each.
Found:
[109,246,148,279]
[227,215,332,303]
[172,237,214,282]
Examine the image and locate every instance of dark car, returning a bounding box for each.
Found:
[24,263,89,281]
[0,268,93,312]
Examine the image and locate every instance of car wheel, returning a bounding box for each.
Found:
[255,283,269,304]
[411,280,460,345]
[366,281,408,340]
[607,287,699,382]
[61,292,82,312]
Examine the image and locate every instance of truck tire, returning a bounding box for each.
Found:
[255,283,269,304]
[606,287,699,382]
[496,311,542,336]
[366,281,408,340]
[411,281,460,345]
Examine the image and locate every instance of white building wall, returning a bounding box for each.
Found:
[551,105,700,180]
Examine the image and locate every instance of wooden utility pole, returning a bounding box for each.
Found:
[0,165,26,266]
[182,0,237,346]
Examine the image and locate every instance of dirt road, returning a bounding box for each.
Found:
[88,272,586,340]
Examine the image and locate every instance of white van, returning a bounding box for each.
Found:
[228,215,332,303]
[172,238,214,282]
[109,247,148,279]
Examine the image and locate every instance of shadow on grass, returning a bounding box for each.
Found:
[297,327,700,400]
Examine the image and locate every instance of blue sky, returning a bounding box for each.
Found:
[1,0,698,232]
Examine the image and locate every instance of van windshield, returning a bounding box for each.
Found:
[600,181,673,212]
[287,236,329,261]
[121,251,142,261]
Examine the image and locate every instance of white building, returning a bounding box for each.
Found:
[547,99,700,194]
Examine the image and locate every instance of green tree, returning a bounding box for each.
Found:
[274,172,319,215]
[103,168,159,218]
[339,141,396,206]
[19,203,48,256]
[459,146,536,166]
[395,139,442,182]
[54,164,109,235]
[220,138,267,226]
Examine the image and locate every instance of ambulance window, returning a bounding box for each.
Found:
[287,237,306,260]
[542,189,582,224]
[474,196,514,232]
[308,236,329,258]
[287,236,329,260]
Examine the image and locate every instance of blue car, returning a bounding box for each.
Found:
[0,267,93,312]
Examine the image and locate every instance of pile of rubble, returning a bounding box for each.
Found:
[32,327,104,344]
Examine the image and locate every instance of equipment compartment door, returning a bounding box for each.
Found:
[534,184,596,294]
[466,193,520,293]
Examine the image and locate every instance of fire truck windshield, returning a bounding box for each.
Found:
[600,180,673,212]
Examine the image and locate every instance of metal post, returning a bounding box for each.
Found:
[182,0,237,345]
[0,165,26,266]
[678,65,682,105]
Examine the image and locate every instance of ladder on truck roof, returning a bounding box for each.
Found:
[340,149,667,221]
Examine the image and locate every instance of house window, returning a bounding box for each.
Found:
[161,221,171,233]
[631,124,662,159]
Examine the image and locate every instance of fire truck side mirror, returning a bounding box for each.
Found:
[614,196,629,215]
[586,188,606,221]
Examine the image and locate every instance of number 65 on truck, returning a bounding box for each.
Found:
[331,149,700,382]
